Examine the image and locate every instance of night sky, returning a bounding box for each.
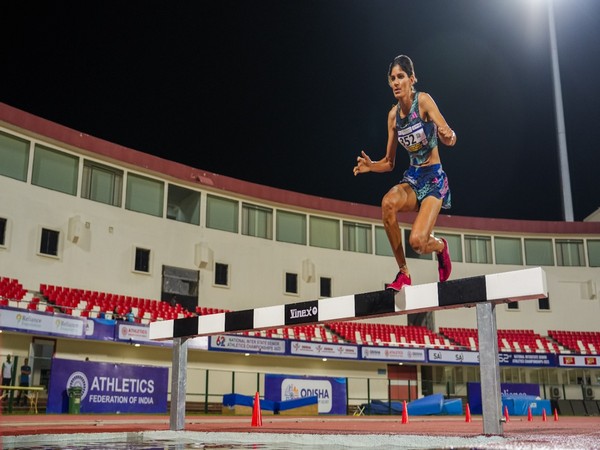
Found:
[2,0,599,221]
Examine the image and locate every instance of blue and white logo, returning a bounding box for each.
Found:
[66,371,89,400]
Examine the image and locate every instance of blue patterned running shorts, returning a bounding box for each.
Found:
[400,164,451,209]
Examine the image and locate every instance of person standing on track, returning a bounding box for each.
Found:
[353,55,456,291]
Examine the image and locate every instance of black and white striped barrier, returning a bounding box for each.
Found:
[149,267,547,341]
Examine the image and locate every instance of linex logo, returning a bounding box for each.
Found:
[285,301,318,325]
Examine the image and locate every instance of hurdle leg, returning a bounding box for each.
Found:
[476,302,503,435]
[170,337,189,431]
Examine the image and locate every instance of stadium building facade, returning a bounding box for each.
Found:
[1,103,599,410]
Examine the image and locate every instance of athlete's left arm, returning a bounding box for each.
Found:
[419,93,457,147]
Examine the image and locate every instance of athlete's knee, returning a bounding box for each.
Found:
[409,231,428,254]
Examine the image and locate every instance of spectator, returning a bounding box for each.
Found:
[16,357,31,406]
[1,354,13,399]
[125,310,135,322]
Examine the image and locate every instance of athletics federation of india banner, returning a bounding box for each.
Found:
[46,358,168,414]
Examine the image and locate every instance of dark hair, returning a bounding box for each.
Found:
[388,55,417,82]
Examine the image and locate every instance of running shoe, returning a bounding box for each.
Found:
[437,237,452,282]
[385,271,412,291]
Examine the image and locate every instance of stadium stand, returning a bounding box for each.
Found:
[548,330,600,355]
[439,327,562,353]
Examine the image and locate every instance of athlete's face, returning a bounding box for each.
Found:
[388,65,414,99]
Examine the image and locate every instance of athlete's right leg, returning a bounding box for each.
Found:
[381,184,418,290]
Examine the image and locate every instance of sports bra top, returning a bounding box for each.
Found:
[395,92,438,166]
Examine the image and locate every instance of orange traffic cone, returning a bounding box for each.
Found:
[401,400,409,424]
[527,406,533,421]
[503,405,510,422]
[542,409,547,422]
[553,408,559,422]
[251,392,262,427]
[465,403,472,423]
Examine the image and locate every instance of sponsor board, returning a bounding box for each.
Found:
[290,341,358,359]
[265,374,347,414]
[559,355,600,367]
[0,308,85,338]
[362,346,425,362]
[427,349,556,366]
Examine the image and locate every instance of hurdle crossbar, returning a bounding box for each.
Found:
[149,267,547,340]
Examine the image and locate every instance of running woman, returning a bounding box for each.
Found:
[353,55,455,291]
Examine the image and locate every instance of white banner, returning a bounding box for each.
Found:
[361,346,425,362]
[559,354,600,368]
[0,307,85,337]
[290,341,358,359]
[428,349,480,364]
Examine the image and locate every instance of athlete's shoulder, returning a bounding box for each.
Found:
[417,91,434,103]
[387,104,399,120]
[417,91,438,111]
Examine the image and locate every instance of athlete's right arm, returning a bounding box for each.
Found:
[353,107,397,176]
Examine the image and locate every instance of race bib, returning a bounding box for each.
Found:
[398,123,426,152]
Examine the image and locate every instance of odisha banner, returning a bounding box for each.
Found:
[264,374,347,415]
[46,358,168,413]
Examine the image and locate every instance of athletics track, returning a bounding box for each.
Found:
[1,414,599,449]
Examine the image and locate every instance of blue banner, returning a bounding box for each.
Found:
[264,374,347,415]
[46,358,168,414]
[467,382,541,414]
[85,318,117,340]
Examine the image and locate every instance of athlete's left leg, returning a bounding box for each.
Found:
[408,196,444,255]
[409,196,452,281]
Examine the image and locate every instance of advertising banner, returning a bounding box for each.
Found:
[428,349,480,365]
[558,355,600,368]
[290,341,358,359]
[0,307,85,338]
[116,322,172,346]
[467,382,541,414]
[362,346,425,362]
[427,349,557,367]
[46,358,168,413]
[264,374,347,415]
[85,318,117,341]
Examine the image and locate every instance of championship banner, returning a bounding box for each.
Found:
[0,307,85,338]
[209,334,286,354]
[46,358,168,413]
[264,374,347,415]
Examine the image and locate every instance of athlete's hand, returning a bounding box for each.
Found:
[437,125,456,146]
[353,151,372,176]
